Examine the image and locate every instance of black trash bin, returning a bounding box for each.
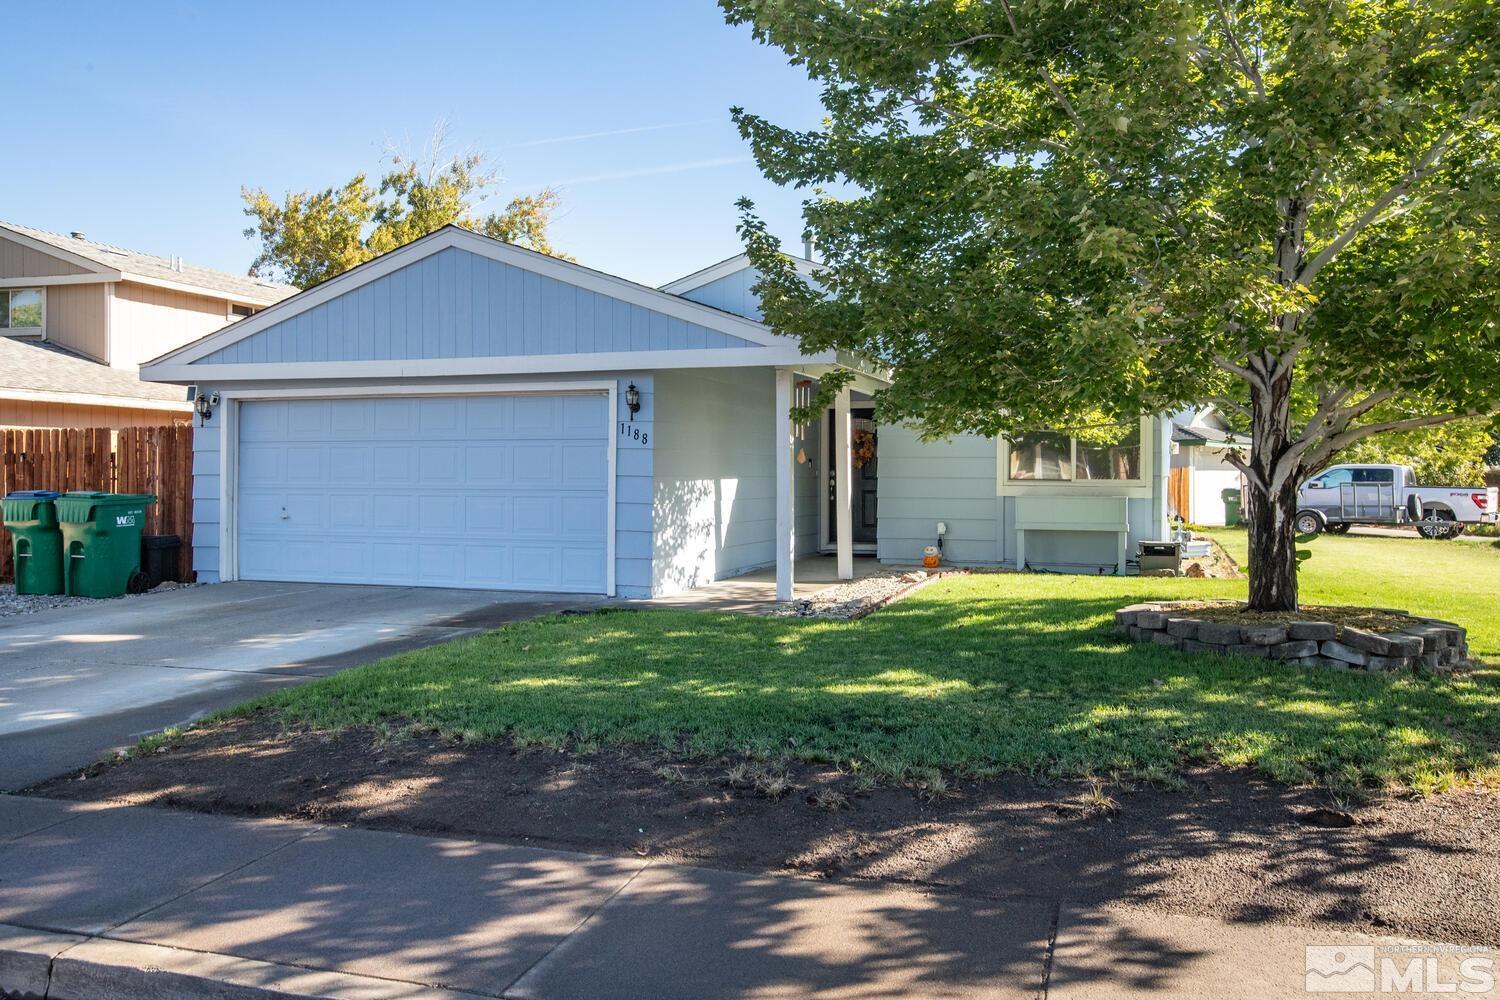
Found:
[141,534,181,589]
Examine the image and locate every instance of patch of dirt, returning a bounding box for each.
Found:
[32,712,1500,945]
[1160,600,1419,633]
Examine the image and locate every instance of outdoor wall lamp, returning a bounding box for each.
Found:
[625,382,641,421]
[194,390,220,423]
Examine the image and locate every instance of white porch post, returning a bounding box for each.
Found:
[834,385,854,580]
[774,367,796,602]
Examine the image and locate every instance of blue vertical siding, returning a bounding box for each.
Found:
[196,248,759,365]
[677,268,765,321]
[613,373,654,598]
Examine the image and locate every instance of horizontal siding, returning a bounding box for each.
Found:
[191,422,220,582]
[878,421,1171,572]
[877,426,1002,566]
[199,247,758,365]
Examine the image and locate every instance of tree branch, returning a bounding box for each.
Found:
[1300,130,1457,282]
[1214,0,1265,99]
[1304,408,1497,470]
[996,0,1087,134]
[1213,356,1268,392]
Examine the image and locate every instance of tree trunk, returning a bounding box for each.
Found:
[1245,369,1301,612]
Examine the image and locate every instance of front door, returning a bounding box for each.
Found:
[827,410,878,548]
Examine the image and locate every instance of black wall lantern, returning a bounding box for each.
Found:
[624,382,641,421]
[194,390,220,423]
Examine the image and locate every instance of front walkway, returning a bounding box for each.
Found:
[641,555,887,614]
[0,796,1479,999]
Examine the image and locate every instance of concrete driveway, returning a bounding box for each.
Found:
[0,582,600,791]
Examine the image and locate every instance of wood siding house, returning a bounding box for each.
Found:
[0,222,295,429]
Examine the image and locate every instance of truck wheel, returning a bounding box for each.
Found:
[1417,512,1457,539]
[1443,523,1466,539]
[1295,512,1323,535]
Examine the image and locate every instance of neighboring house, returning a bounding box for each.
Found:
[0,222,294,428]
[141,226,1169,600]
[1169,406,1249,526]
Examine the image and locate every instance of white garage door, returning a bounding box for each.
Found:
[235,394,610,593]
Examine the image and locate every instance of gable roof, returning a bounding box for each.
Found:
[0,222,295,305]
[143,225,831,381]
[0,337,189,409]
[659,251,820,295]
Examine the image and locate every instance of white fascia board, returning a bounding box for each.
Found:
[0,225,117,275]
[151,226,793,369]
[659,252,821,295]
[0,272,121,288]
[142,344,838,384]
[120,273,288,307]
[0,387,192,411]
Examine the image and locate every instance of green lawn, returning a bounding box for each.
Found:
[241,530,1500,794]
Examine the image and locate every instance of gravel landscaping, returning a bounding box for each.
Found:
[773,568,965,619]
[0,581,196,618]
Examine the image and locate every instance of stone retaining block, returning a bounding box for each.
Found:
[1116,602,1472,678]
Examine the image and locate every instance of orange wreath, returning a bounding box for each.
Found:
[852,428,877,468]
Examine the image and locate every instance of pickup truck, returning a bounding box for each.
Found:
[1296,463,1498,538]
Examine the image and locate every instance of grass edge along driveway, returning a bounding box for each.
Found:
[231,531,1500,795]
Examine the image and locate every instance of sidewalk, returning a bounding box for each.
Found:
[0,794,1484,999]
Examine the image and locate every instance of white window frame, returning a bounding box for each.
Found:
[227,302,257,321]
[1,287,45,336]
[997,416,1155,499]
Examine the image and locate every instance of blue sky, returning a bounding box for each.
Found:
[3,1,826,286]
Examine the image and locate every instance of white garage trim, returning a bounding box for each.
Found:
[216,379,618,596]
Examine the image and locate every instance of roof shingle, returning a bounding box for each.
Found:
[0,337,190,405]
[0,221,296,305]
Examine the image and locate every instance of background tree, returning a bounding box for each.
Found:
[1343,419,1495,487]
[723,0,1500,611]
[243,126,564,288]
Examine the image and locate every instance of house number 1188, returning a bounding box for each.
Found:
[620,422,647,444]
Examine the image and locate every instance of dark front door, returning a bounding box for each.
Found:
[828,411,878,547]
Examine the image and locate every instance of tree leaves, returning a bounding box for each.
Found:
[242,136,565,288]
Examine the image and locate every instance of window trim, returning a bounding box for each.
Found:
[997,416,1155,498]
[1,287,45,336]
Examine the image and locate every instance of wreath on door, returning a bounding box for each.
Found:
[852,428,877,468]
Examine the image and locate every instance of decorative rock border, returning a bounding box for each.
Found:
[1114,602,1471,675]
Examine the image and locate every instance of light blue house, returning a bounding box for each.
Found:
[143,226,1169,600]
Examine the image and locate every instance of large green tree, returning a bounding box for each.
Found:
[243,133,564,288]
[724,0,1500,611]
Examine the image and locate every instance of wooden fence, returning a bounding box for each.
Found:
[1168,466,1191,521]
[0,425,194,584]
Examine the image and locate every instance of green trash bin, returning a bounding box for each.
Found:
[57,492,156,598]
[1222,487,1243,527]
[3,491,64,595]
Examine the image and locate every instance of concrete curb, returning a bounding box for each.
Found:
[2,924,493,1000]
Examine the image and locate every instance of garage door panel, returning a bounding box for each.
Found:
[465,445,510,485]
[236,395,608,593]
[418,446,464,483]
